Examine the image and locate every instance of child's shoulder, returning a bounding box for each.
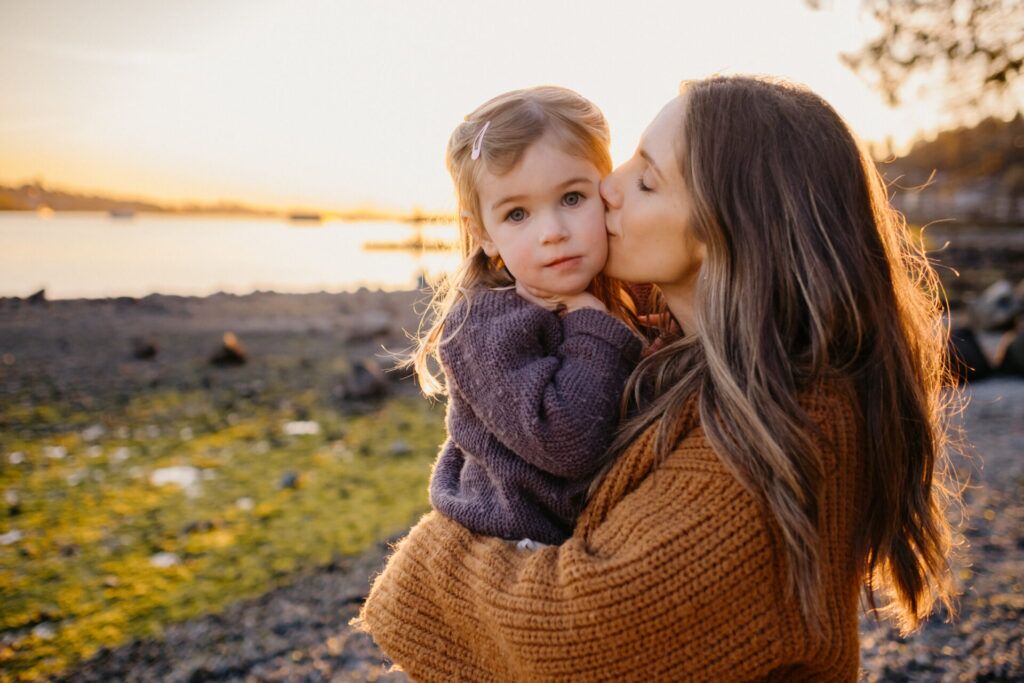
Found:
[442,286,551,351]
[451,286,525,322]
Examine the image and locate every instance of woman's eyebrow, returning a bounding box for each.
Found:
[639,149,664,180]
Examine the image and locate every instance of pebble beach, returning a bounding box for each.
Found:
[1,289,1021,682]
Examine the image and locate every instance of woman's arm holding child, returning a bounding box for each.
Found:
[356,429,794,682]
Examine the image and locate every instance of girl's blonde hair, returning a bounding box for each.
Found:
[412,86,637,395]
[602,76,959,634]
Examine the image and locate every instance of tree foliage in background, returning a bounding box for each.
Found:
[887,113,1024,186]
[811,0,1023,118]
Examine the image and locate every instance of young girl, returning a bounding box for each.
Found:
[412,86,641,547]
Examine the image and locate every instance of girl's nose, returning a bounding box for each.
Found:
[539,217,570,244]
[599,171,622,209]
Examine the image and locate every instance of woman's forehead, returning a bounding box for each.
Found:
[643,97,684,147]
[640,97,685,170]
[634,97,684,181]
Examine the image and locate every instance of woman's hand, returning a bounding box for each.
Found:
[514,281,608,315]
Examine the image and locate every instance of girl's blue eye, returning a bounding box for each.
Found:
[506,207,526,223]
[562,191,584,207]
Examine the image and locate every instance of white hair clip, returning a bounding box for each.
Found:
[470,120,491,160]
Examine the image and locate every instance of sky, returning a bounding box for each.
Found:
[0,0,954,213]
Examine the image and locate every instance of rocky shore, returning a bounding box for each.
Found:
[51,380,1023,683]
[2,289,1022,682]
[0,288,427,411]
[53,538,406,683]
[859,378,1024,681]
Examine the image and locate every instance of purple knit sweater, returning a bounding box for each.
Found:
[429,287,642,545]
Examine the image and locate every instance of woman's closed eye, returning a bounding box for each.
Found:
[637,176,652,192]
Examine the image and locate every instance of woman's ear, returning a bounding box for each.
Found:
[462,212,498,258]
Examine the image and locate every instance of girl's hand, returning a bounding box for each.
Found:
[513,281,560,311]
[558,291,607,314]
[514,282,607,315]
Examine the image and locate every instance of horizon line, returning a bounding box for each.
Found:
[0,177,454,221]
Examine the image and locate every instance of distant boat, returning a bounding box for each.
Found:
[109,208,135,219]
[288,212,322,223]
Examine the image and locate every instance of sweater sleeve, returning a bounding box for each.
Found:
[440,290,642,479]
[357,430,793,682]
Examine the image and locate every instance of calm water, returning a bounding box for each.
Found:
[0,212,461,299]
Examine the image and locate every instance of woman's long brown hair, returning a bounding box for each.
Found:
[604,76,958,633]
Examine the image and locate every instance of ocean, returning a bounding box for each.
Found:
[0,212,460,299]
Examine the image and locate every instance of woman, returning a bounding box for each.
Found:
[357,75,957,681]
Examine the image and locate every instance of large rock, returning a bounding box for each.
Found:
[346,310,394,343]
[209,332,247,367]
[996,325,1024,376]
[339,358,389,401]
[377,351,416,384]
[969,280,1020,331]
[132,337,158,361]
[949,327,992,383]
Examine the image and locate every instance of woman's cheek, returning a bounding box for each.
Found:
[603,239,629,280]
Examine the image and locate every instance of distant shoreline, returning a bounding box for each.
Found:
[0,206,455,225]
[1,287,428,305]
[0,182,452,225]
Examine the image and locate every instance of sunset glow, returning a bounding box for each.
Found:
[1,0,950,213]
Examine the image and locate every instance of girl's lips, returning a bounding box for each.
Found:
[545,256,581,269]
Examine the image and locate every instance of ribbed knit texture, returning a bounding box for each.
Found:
[358,383,864,681]
[430,287,641,544]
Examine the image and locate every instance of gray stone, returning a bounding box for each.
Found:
[340,358,389,401]
[949,327,992,383]
[996,324,1024,376]
[278,471,300,490]
[149,552,181,568]
[969,279,1020,331]
[346,310,394,343]
[389,440,411,456]
[131,337,158,361]
[209,332,247,367]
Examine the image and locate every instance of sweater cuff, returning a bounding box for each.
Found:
[562,308,642,361]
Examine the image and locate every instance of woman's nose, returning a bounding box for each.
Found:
[599,172,621,209]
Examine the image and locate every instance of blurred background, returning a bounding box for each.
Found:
[1,1,1022,681]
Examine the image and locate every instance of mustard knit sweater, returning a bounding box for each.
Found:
[358,384,864,681]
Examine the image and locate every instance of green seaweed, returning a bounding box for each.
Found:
[0,390,445,681]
